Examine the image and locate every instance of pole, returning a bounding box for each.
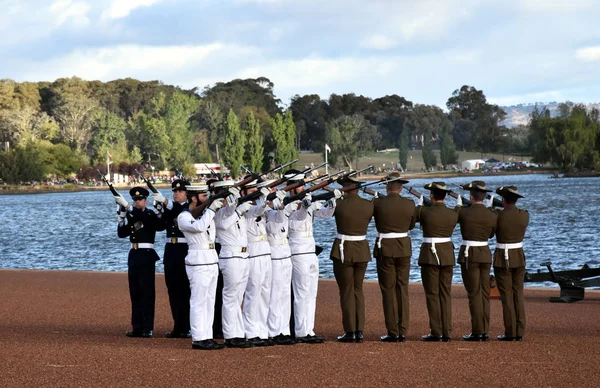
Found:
[325,144,329,175]
[106,151,112,182]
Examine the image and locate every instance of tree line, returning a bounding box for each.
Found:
[1,77,598,184]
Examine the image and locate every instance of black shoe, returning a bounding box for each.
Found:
[355,331,364,343]
[165,331,191,339]
[497,334,517,341]
[273,334,295,345]
[141,330,153,338]
[337,332,356,343]
[398,335,407,342]
[462,333,484,342]
[421,334,442,342]
[380,334,398,342]
[442,336,451,342]
[225,337,252,348]
[248,337,270,347]
[192,339,225,350]
[125,330,143,338]
[307,334,325,344]
[515,336,523,341]
[482,333,489,341]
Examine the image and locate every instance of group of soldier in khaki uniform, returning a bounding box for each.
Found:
[328,173,529,343]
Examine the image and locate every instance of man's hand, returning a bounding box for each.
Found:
[456,195,463,207]
[227,187,241,205]
[483,196,492,208]
[114,195,129,208]
[418,195,424,206]
[235,201,252,216]
[209,198,225,212]
[333,189,343,199]
[302,193,312,209]
[259,187,270,198]
[117,206,127,223]
[284,200,299,217]
[153,192,166,205]
[309,201,323,212]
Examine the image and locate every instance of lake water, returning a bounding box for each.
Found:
[1,173,598,287]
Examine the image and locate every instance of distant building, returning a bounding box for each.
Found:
[193,163,230,176]
[461,159,487,171]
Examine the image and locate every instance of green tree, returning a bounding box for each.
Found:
[325,114,371,167]
[244,111,264,172]
[90,111,129,165]
[421,130,437,170]
[0,143,45,183]
[283,110,298,165]
[398,129,409,171]
[222,109,245,178]
[165,92,201,169]
[439,129,458,168]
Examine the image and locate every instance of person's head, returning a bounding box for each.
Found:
[384,172,409,194]
[129,187,149,210]
[424,182,450,202]
[496,186,523,207]
[185,185,209,208]
[284,169,305,195]
[241,175,258,196]
[171,179,189,203]
[462,180,492,203]
[211,180,234,197]
[336,175,361,194]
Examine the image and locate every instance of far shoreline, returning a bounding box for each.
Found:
[0,169,592,196]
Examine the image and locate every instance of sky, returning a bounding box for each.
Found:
[2,0,600,108]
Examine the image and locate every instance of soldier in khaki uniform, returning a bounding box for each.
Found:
[456,181,498,342]
[493,186,529,341]
[372,172,415,342]
[415,182,458,342]
[330,175,374,343]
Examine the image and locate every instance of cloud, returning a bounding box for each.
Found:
[360,35,397,50]
[575,46,600,62]
[518,0,597,12]
[101,0,163,20]
[50,0,91,27]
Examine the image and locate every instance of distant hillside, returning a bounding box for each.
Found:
[501,102,600,128]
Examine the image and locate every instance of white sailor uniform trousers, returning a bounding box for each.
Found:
[266,208,292,337]
[243,203,272,339]
[177,208,219,342]
[215,203,250,340]
[288,203,335,337]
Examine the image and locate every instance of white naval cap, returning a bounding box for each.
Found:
[284,173,304,181]
[185,184,208,193]
[242,179,258,188]
[212,180,234,189]
[256,179,276,188]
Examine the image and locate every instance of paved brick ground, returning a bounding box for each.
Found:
[1,269,599,387]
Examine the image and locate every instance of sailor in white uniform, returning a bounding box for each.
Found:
[285,169,337,343]
[264,182,296,345]
[240,179,273,346]
[177,184,226,350]
[213,180,253,348]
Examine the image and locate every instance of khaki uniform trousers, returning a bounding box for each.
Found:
[460,262,491,335]
[421,264,453,338]
[494,266,526,338]
[333,260,368,332]
[376,256,410,336]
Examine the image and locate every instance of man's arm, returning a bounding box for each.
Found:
[178,210,216,233]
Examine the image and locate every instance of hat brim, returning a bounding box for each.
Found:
[384,177,409,184]
[424,184,451,192]
[337,176,362,185]
[462,185,492,192]
[132,196,146,201]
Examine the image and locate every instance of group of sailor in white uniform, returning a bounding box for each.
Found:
[177,170,338,350]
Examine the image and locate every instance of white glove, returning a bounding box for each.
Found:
[114,195,129,208]
[154,201,164,213]
[309,201,323,212]
[483,196,492,208]
[259,187,270,198]
[275,190,286,201]
[372,191,379,199]
[209,198,225,212]
[456,195,463,207]
[272,197,282,210]
[333,189,343,199]
[226,187,241,205]
[235,201,252,216]
[417,195,424,206]
[117,206,127,223]
[284,200,299,217]
[153,192,166,205]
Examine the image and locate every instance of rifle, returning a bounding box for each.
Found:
[190,159,297,218]
[205,165,222,180]
[175,168,185,180]
[404,186,432,206]
[283,170,347,205]
[312,178,388,202]
[323,184,384,198]
[97,169,120,197]
[451,183,503,208]
[135,169,159,194]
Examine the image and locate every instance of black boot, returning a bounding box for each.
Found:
[337,332,356,343]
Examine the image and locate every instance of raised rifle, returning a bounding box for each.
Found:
[135,169,159,194]
[323,184,384,198]
[312,178,388,202]
[175,168,185,180]
[205,164,222,180]
[404,186,432,206]
[283,169,347,205]
[452,183,503,208]
[97,169,120,197]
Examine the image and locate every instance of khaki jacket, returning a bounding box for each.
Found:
[373,194,415,258]
[457,204,497,264]
[493,207,529,268]
[416,203,458,266]
[330,195,374,263]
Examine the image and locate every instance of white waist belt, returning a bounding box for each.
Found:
[168,237,187,244]
[248,235,268,243]
[289,231,313,239]
[188,243,216,250]
[268,237,288,246]
[376,232,409,248]
[131,243,154,249]
[461,240,489,258]
[336,233,367,263]
[422,237,451,265]
[496,242,523,269]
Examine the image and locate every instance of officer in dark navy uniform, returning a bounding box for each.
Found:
[154,179,192,338]
[116,187,166,338]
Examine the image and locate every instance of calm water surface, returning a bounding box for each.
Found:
[1,173,598,287]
